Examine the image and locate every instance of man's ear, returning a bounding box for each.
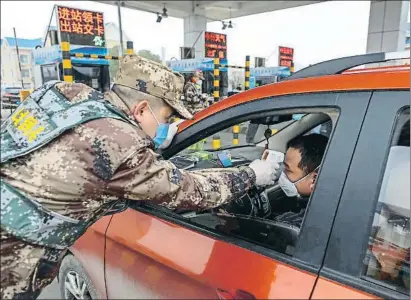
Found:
[133,100,149,121]
[309,172,318,192]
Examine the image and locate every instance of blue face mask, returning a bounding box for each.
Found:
[153,123,170,149]
[147,104,171,149]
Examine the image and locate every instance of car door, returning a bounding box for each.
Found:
[312,90,410,299]
[103,91,371,299]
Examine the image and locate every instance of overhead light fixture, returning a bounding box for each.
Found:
[227,7,234,29]
[156,13,162,23]
[222,21,227,30]
[162,6,168,18]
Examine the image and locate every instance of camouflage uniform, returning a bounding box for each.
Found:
[0,55,256,299]
[182,81,209,115]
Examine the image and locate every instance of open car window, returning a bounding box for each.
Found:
[140,108,339,258]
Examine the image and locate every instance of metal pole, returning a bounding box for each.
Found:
[245,55,250,90]
[13,28,24,88]
[61,40,73,82]
[43,5,56,47]
[117,1,124,56]
[213,58,220,102]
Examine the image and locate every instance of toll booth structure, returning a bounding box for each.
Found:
[167,58,292,100]
[251,66,291,88]
[32,44,111,92]
[167,57,230,99]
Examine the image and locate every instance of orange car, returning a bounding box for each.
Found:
[57,53,410,299]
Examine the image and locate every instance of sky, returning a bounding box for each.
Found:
[0,1,406,68]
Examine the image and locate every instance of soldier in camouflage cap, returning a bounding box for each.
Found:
[0,55,279,299]
[182,70,210,115]
[114,54,193,120]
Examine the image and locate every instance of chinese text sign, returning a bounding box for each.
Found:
[57,5,106,47]
[205,32,227,59]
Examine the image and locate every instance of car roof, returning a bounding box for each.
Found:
[178,65,409,132]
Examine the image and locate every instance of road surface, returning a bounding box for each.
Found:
[38,280,61,299]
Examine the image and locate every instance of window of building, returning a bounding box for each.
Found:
[362,109,410,295]
[21,69,30,78]
[19,54,29,64]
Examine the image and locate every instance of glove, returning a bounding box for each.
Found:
[158,119,185,150]
[249,159,280,187]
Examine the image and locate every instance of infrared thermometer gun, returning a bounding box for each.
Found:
[262,150,285,180]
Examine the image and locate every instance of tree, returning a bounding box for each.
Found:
[136,49,162,63]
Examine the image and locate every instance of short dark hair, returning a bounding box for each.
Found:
[287,133,329,175]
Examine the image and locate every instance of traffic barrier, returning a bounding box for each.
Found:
[212,55,252,100]
[61,41,134,83]
[212,134,221,150]
[220,64,245,69]
[71,53,122,60]
[232,125,240,145]
[213,58,220,102]
[245,55,251,90]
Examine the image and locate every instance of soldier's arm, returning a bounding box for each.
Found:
[106,147,256,210]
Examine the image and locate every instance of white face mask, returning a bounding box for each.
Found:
[278,166,319,197]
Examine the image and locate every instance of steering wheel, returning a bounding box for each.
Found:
[213,186,272,218]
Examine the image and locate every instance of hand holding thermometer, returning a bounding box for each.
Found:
[262,150,285,181]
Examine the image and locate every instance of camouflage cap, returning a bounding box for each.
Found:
[114,55,193,119]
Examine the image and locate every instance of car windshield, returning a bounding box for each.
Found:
[179,117,297,154]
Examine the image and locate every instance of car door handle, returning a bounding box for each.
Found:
[216,288,256,299]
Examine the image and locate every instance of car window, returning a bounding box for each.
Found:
[362,109,410,295]
[151,109,338,258]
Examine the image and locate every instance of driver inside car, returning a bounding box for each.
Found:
[224,133,329,227]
